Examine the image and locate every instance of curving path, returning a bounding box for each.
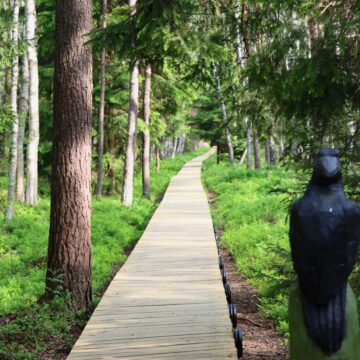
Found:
[68,149,237,359]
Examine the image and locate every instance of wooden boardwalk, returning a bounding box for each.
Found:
[68,150,237,359]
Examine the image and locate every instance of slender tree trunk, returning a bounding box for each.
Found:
[6,0,20,221]
[122,0,138,207]
[210,60,234,164]
[246,119,253,169]
[171,137,178,158]
[155,146,160,173]
[25,0,40,206]
[265,138,270,164]
[17,49,29,202]
[96,0,107,199]
[279,135,285,159]
[240,148,247,165]
[45,0,93,310]
[253,127,261,170]
[142,63,151,199]
[269,135,277,166]
[0,65,9,158]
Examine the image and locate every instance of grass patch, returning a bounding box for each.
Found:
[202,155,360,337]
[0,148,208,359]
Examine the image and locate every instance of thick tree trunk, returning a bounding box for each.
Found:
[96,0,107,199]
[210,60,234,164]
[6,0,20,221]
[253,127,261,170]
[142,63,151,199]
[17,49,29,203]
[246,119,253,169]
[45,0,93,310]
[122,0,138,207]
[25,0,40,206]
[155,146,160,173]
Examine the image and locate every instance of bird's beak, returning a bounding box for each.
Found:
[317,156,340,178]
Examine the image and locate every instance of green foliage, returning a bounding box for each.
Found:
[0,149,207,358]
[202,155,299,336]
[203,154,360,336]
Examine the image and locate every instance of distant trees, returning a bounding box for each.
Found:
[6,0,20,221]
[96,0,108,199]
[25,0,40,206]
[45,0,93,310]
[142,63,152,199]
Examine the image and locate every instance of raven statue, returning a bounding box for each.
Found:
[290,148,360,355]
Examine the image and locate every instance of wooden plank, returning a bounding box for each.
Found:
[68,150,237,359]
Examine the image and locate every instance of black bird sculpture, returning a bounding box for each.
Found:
[290,148,360,355]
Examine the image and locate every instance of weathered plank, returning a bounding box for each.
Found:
[68,150,237,359]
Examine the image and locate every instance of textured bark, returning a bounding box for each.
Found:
[17,49,29,203]
[246,119,253,169]
[25,0,40,206]
[142,63,151,199]
[6,0,20,221]
[45,0,93,310]
[253,127,261,170]
[96,0,107,199]
[211,60,234,164]
[155,146,160,173]
[122,0,138,207]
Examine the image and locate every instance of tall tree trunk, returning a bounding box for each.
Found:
[155,146,160,173]
[210,60,234,164]
[25,0,40,206]
[122,0,138,207]
[142,63,151,199]
[265,138,270,164]
[246,119,253,169]
[269,135,277,166]
[171,137,178,158]
[6,0,20,221]
[0,65,9,158]
[45,0,93,310]
[96,0,107,199]
[253,127,261,170]
[17,49,29,202]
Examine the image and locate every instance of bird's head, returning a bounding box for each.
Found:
[312,148,341,185]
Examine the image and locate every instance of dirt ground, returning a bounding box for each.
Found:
[219,245,289,360]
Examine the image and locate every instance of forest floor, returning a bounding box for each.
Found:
[220,244,288,360]
[209,188,288,360]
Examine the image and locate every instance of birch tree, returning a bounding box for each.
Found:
[96,0,107,199]
[6,0,20,221]
[142,63,151,199]
[25,0,39,205]
[17,47,29,202]
[122,0,139,207]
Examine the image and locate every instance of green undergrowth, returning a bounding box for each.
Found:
[202,155,301,337]
[202,155,360,339]
[0,148,208,360]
